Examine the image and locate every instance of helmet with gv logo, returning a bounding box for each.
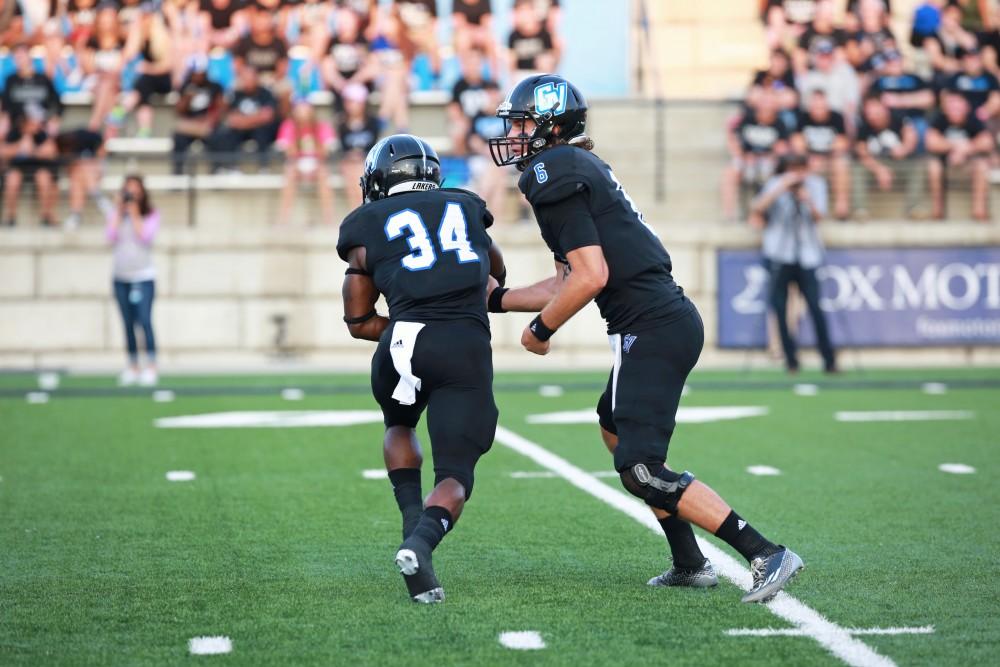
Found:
[489,74,589,170]
[360,134,443,203]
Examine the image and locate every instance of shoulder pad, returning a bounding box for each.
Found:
[519,146,593,207]
[336,205,373,261]
[440,188,493,228]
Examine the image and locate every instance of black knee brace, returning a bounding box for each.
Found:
[619,464,695,513]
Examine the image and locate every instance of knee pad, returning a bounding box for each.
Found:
[619,464,695,514]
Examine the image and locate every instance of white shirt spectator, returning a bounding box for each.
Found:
[797,62,860,116]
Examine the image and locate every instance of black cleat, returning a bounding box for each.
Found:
[741,546,804,603]
[394,538,444,604]
[647,559,719,588]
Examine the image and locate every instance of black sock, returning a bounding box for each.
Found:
[658,515,706,570]
[409,506,453,552]
[388,468,423,539]
[714,511,780,562]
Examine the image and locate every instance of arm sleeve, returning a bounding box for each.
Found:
[139,210,160,244]
[535,191,601,255]
[105,215,119,243]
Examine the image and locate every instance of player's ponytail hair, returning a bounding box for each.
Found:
[566,134,595,152]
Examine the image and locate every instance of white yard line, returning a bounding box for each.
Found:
[835,410,973,422]
[727,626,934,638]
[510,470,618,479]
[494,426,897,667]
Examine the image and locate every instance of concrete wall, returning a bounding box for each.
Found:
[3,221,999,372]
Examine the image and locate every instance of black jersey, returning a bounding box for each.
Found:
[518,145,691,334]
[337,188,494,328]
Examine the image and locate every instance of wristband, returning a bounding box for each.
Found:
[488,287,508,313]
[528,314,556,342]
[345,267,371,276]
[343,309,377,325]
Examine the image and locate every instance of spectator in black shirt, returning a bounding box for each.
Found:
[844,0,892,32]
[854,94,920,217]
[335,82,379,210]
[925,91,994,220]
[751,48,800,127]
[322,7,377,108]
[794,0,846,74]
[845,0,897,71]
[793,89,850,218]
[205,66,280,172]
[447,49,492,156]
[508,0,555,82]
[234,7,290,112]
[0,44,62,137]
[453,0,498,76]
[924,2,978,87]
[1,106,59,228]
[723,89,790,220]
[234,8,289,80]
[172,56,225,174]
[868,49,935,135]
[945,46,1000,123]
[201,0,247,50]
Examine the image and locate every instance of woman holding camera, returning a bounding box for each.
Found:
[106,175,160,387]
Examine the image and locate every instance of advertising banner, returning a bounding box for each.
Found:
[716,248,1000,348]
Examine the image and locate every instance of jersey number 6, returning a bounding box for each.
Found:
[385,202,480,271]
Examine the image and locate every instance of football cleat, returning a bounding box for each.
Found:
[646,558,719,588]
[741,546,804,603]
[647,559,719,588]
[394,540,444,604]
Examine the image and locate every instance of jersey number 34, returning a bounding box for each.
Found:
[385,202,480,271]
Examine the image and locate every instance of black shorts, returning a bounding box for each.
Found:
[371,319,497,495]
[134,72,173,105]
[6,157,58,178]
[597,305,704,471]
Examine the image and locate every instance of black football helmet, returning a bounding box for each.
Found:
[489,74,588,169]
[360,134,443,203]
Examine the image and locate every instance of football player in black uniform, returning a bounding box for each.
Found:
[338,134,506,603]
[488,75,804,603]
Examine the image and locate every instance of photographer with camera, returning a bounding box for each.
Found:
[105,175,160,387]
[750,153,838,374]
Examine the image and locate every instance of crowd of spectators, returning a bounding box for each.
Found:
[727,0,1000,221]
[0,0,563,227]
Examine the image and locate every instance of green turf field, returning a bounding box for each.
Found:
[1,368,998,666]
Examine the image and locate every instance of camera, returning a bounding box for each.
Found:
[122,191,135,203]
